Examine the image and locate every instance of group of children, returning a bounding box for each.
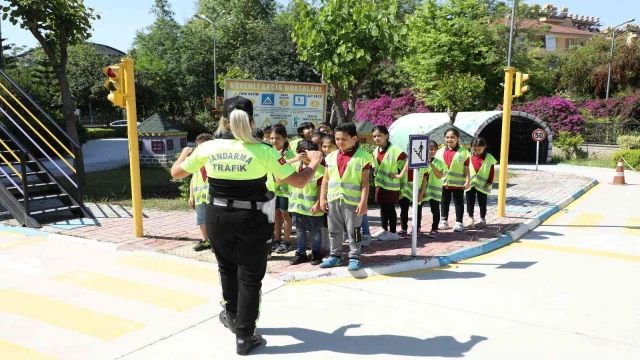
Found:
[191,121,497,271]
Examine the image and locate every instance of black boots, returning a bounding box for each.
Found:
[236,334,264,356]
[219,310,236,333]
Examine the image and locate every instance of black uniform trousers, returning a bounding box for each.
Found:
[441,188,465,223]
[206,204,272,338]
[466,187,488,219]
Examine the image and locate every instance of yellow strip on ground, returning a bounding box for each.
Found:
[621,217,640,236]
[568,213,605,228]
[0,290,144,340]
[0,339,57,360]
[515,242,640,262]
[0,233,47,250]
[117,255,218,284]
[51,270,210,311]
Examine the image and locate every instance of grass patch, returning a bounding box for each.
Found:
[74,166,188,211]
[551,155,613,168]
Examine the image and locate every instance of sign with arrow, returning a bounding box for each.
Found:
[408,134,430,170]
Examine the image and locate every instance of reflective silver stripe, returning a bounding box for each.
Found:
[446,180,466,186]
[328,182,360,191]
[475,175,489,183]
[289,193,317,202]
[376,169,394,178]
[376,177,401,190]
[443,171,465,180]
[428,185,442,192]
[289,203,313,213]
[193,185,209,192]
[327,193,361,203]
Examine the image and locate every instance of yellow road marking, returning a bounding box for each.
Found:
[0,339,57,360]
[0,233,47,250]
[0,290,144,340]
[515,242,640,262]
[622,217,640,236]
[51,270,210,311]
[118,255,218,284]
[542,184,601,226]
[568,213,605,228]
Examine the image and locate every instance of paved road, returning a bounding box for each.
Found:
[0,165,639,359]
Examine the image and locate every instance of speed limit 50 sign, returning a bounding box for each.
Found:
[532,129,546,142]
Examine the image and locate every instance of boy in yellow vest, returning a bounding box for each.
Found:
[189,133,214,251]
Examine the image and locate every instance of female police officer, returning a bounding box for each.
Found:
[171,96,323,355]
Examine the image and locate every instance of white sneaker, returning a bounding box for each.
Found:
[453,222,464,232]
[372,229,386,238]
[438,220,450,230]
[379,232,400,241]
[361,234,372,247]
[475,219,486,228]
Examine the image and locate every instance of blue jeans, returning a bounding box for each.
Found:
[294,214,323,254]
[361,213,370,235]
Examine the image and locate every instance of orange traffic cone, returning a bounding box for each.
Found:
[612,156,627,185]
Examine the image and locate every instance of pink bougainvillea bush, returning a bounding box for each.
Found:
[345,89,431,127]
[581,94,640,122]
[500,96,586,136]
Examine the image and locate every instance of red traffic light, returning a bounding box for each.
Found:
[107,68,117,78]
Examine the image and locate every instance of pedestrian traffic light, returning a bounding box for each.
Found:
[514,72,530,98]
[103,65,126,108]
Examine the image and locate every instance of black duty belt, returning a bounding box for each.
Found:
[212,198,264,210]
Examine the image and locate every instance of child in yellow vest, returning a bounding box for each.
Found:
[466,137,496,228]
[436,128,471,232]
[189,133,214,251]
[319,124,372,271]
[270,124,296,253]
[288,140,325,266]
[418,140,445,238]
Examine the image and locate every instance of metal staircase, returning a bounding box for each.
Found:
[0,69,89,228]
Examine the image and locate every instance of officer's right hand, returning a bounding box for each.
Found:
[305,150,323,164]
[181,147,194,157]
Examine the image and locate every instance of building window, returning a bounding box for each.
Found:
[167,139,174,150]
[567,39,574,48]
[180,138,187,148]
[151,141,164,153]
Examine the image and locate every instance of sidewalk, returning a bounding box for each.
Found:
[1,169,596,279]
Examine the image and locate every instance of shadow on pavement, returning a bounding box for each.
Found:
[522,231,564,240]
[257,325,487,357]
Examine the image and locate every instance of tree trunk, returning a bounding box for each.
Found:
[447,108,457,125]
[56,69,80,145]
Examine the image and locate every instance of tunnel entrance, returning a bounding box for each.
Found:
[479,116,549,164]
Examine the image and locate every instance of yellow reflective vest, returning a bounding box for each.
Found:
[326,148,373,206]
[467,153,497,195]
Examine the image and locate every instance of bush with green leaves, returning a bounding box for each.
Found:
[617,135,640,150]
[611,150,640,170]
[85,127,128,140]
[555,131,584,159]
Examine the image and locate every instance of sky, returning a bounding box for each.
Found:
[0,0,638,54]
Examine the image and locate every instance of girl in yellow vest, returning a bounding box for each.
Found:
[371,126,408,241]
[418,140,445,238]
[435,128,471,232]
[288,140,326,266]
[189,133,214,251]
[270,124,296,253]
[319,123,373,271]
[466,137,496,228]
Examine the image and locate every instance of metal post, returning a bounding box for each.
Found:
[507,0,517,67]
[122,58,143,238]
[411,169,419,256]
[606,19,635,99]
[497,67,515,217]
[213,25,217,106]
[536,141,540,171]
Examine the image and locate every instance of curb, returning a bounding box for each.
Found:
[0,223,119,250]
[277,178,599,283]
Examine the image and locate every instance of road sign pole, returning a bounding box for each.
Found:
[411,169,419,256]
[536,140,540,171]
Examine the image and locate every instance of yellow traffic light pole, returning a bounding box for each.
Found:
[122,58,144,237]
[104,59,143,237]
[497,67,515,217]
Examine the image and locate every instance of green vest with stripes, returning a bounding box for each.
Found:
[288,163,324,216]
[192,170,210,205]
[326,148,372,206]
[269,148,295,197]
[373,144,404,192]
[400,167,426,201]
[435,147,470,188]
[422,158,445,203]
[467,153,497,195]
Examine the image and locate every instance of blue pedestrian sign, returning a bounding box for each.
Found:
[408,135,430,169]
[261,93,275,106]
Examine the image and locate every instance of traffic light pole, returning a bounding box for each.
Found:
[122,58,144,237]
[497,67,515,217]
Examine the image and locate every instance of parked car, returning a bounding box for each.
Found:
[109,120,140,127]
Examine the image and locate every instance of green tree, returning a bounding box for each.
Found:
[406,0,504,122]
[66,43,117,109]
[2,0,100,143]
[293,0,408,124]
